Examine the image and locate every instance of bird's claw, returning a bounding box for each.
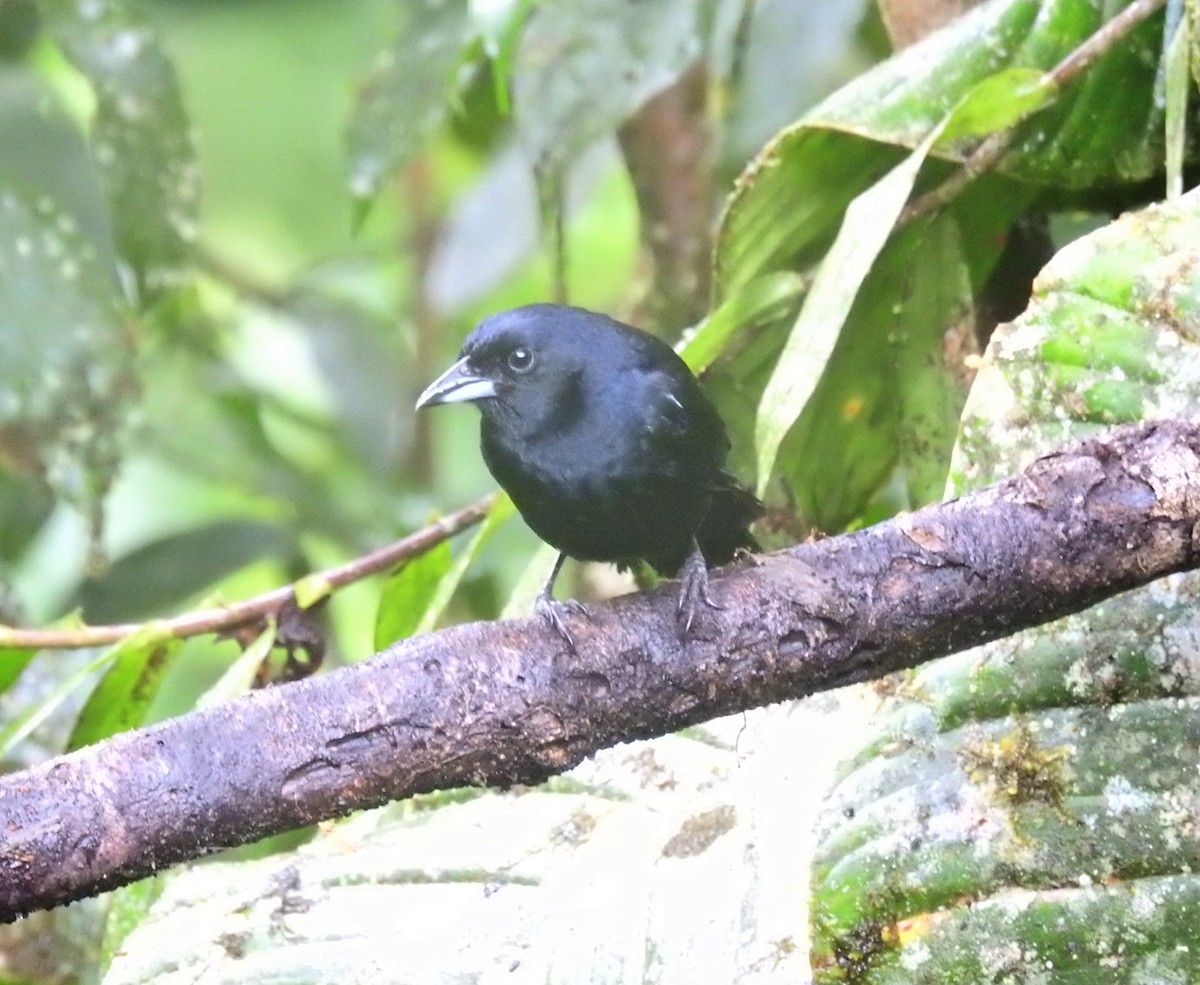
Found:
[676,548,722,638]
[535,592,589,650]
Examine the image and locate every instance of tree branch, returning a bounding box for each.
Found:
[3,419,1199,922]
[0,495,496,650]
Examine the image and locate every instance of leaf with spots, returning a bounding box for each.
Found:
[44,0,199,295]
[0,65,133,545]
[809,190,1200,985]
[345,0,475,204]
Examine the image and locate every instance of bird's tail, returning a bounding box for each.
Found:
[697,474,764,567]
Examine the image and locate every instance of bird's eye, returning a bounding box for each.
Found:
[507,347,535,373]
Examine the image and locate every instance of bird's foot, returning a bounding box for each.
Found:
[676,542,722,638]
[535,591,589,650]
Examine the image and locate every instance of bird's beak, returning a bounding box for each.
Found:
[415,357,498,409]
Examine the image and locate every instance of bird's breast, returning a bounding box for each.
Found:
[480,422,712,569]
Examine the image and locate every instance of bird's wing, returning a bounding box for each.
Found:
[634,368,730,467]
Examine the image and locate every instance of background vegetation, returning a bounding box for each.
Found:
[0,0,1196,981]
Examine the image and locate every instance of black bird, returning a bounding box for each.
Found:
[416,303,762,644]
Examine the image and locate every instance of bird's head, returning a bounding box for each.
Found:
[416,305,600,437]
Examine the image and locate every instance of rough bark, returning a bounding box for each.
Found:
[2,419,1199,922]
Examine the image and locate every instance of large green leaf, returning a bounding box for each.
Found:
[753,122,949,495]
[708,0,1168,521]
[707,174,1031,529]
[717,0,1169,300]
[809,0,1166,186]
[809,186,1200,984]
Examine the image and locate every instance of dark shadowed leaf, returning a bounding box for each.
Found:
[74,520,294,623]
[197,622,276,708]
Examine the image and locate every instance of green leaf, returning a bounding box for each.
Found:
[293,573,333,610]
[677,271,807,375]
[373,538,453,650]
[754,121,946,494]
[415,493,515,635]
[706,173,1032,529]
[808,0,1168,188]
[0,645,35,695]
[0,625,162,758]
[949,186,1200,494]
[471,0,534,114]
[717,0,1172,302]
[1164,11,1190,200]
[715,129,902,301]
[67,627,179,750]
[809,183,1200,985]
[345,0,474,202]
[935,66,1052,147]
[0,63,131,546]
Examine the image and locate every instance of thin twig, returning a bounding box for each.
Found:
[0,495,497,651]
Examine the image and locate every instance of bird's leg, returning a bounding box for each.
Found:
[534,552,589,649]
[676,537,723,637]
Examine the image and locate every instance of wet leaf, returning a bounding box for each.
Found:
[0,66,132,542]
[513,0,702,173]
[346,0,474,202]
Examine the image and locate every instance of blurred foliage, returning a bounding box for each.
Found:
[0,0,1194,979]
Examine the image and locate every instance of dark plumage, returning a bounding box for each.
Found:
[416,303,761,644]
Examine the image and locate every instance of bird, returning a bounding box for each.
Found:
[416,303,762,646]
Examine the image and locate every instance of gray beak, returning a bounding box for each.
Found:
[415,357,499,410]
